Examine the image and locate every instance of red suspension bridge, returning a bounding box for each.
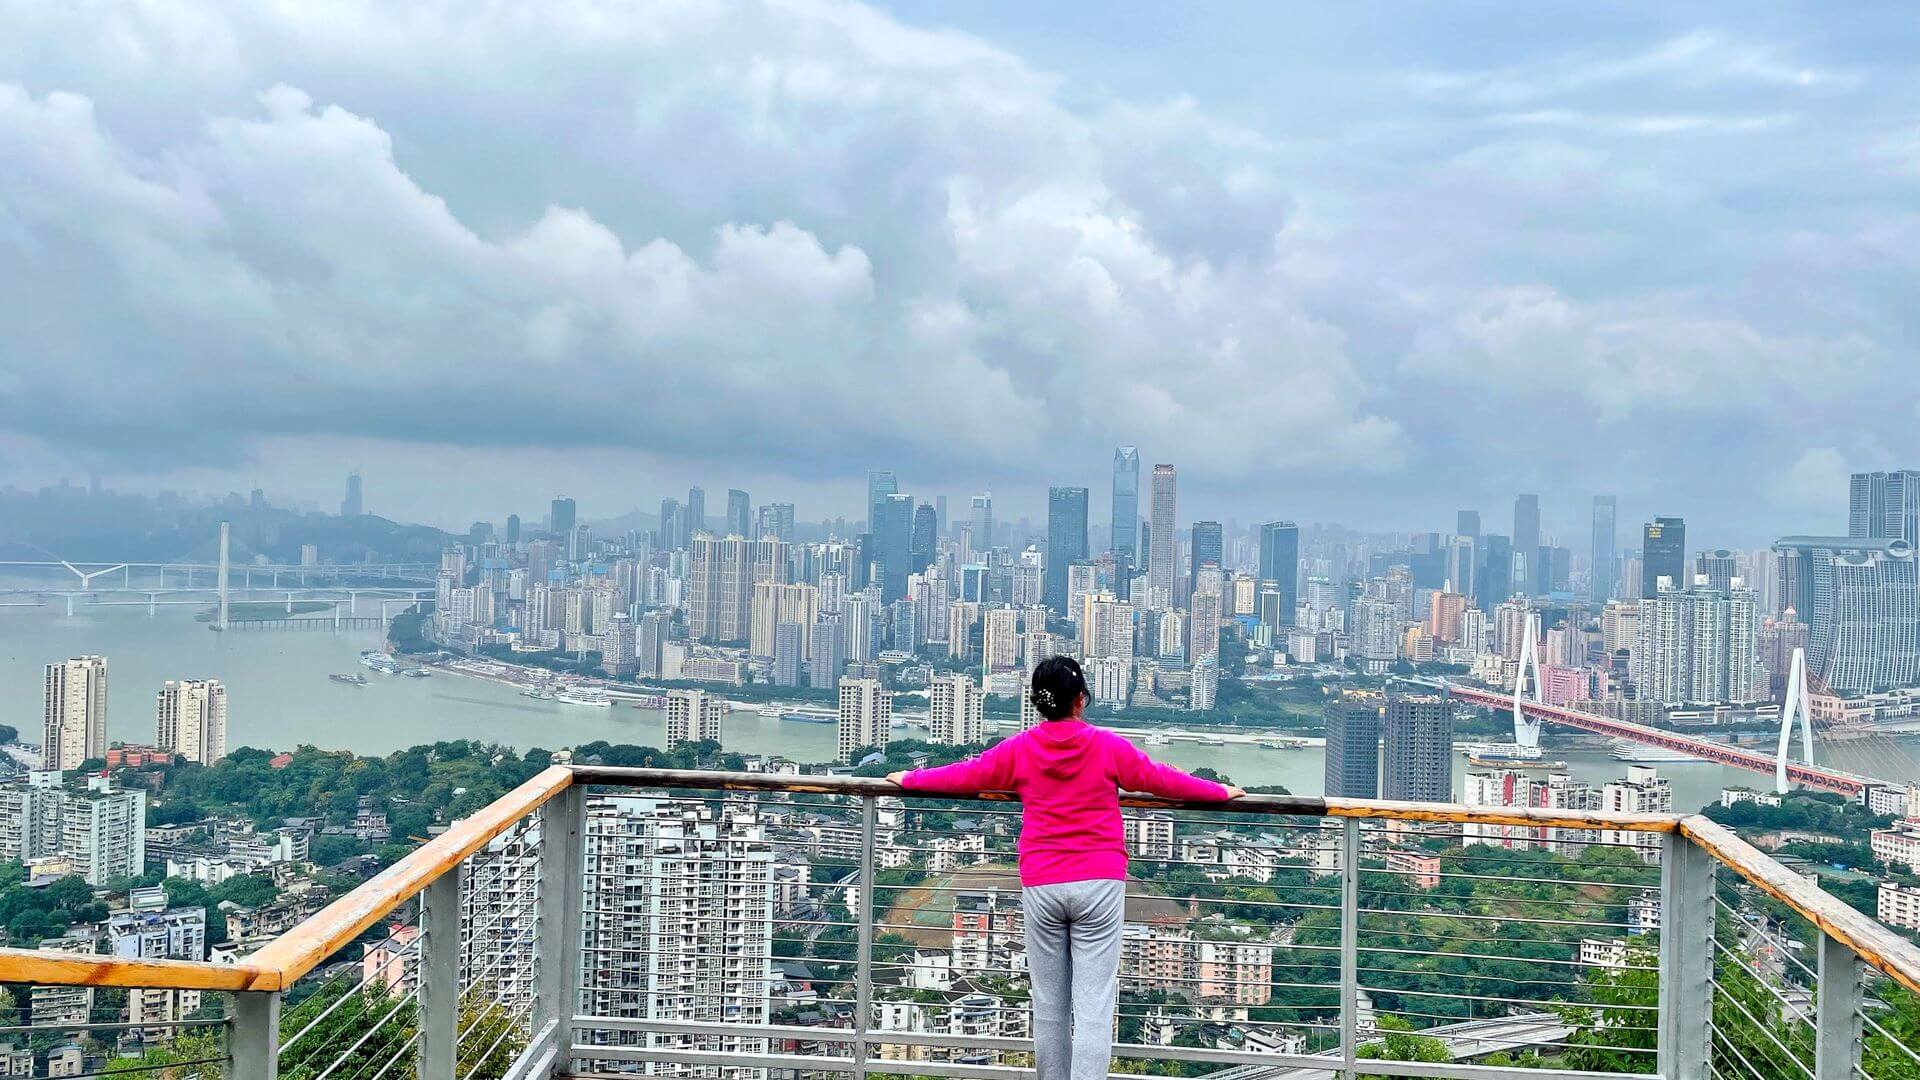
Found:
[1439,682,1879,797]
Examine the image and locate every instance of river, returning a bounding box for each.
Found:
[0,603,1908,815]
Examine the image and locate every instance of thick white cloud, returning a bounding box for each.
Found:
[0,0,1403,489]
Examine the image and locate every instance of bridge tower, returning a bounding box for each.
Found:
[1511,611,1545,749]
[216,522,230,632]
[1774,646,1815,794]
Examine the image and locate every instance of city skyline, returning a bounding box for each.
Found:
[2,5,1915,541]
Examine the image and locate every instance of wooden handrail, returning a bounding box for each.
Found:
[567,765,1684,831]
[0,765,1912,999]
[0,949,280,992]
[1680,814,1920,997]
[244,764,576,989]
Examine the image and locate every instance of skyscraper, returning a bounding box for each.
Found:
[1382,694,1453,803]
[155,679,227,765]
[1111,448,1140,591]
[1695,549,1737,592]
[1189,521,1223,590]
[1513,495,1540,594]
[911,503,938,574]
[505,514,521,546]
[1591,496,1617,603]
[551,497,577,540]
[44,656,107,771]
[868,471,898,525]
[756,502,797,543]
[935,495,949,536]
[725,489,751,538]
[341,472,363,518]
[1774,535,1920,694]
[1642,517,1686,598]
[1479,535,1513,611]
[1456,510,1480,541]
[1045,487,1090,614]
[1851,470,1920,542]
[687,535,753,642]
[970,493,994,553]
[873,493,915,602]
[1148,465,1177,601]
[657,497,681,551]
[1258,521,1299,625]
[686,487,706,535]
[1323,695,1381,799]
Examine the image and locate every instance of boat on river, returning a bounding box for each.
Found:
[330,673,370,686]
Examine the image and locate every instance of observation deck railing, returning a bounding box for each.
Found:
[1,765,1919,1080]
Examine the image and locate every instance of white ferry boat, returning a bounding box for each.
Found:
[359,651,399,674]
[1460,742,1544,761]
[556,687,612,708]
[1608,740,1703,764]
[1143,732,1169,746]
[758,703,786,719]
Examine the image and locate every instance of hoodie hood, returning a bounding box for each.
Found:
[1026,720,1098,780]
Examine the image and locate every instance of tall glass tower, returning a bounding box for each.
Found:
[1045,487,1089,614]
[1111,447,1140,599]
[1591,495,1617,603]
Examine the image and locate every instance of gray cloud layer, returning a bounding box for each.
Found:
[0,2,1915,540]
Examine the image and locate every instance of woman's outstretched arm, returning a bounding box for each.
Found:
[1110,734,1244,800]
[889,738,1019,795]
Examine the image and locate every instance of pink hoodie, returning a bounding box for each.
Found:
[897,720,1233,886]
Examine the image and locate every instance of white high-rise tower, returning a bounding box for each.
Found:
[44,656,108,770]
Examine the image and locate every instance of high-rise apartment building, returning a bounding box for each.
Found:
[1695,549,1738,592]
[1633,581,1761,706]
[1323,695,1382,799]
[771,623,804,687]
[687,535,753,642]
[1148,465,1178,603]
[911,503,937,574]
[982,608,1021,675]
[1774,536,1920,694]
[1642,517,1686,598]
[837,678,891,762]
[1045,487,1090,615]
[551,497,577,539]
[44,656,107,771]
[155,679,227,765]
[665,690,726,749]
[0,772,146,885]
[1591,496,1617,603]
[749,582,819,660]
[1851,470,1920,542]
[726,489,752,539]
[577,800,772,1076]
[929,674,986,746]
[809,615,847,691]
[1382,695,1453,803]
[1258,521,1299,625]
[1112,448,1141,594]
[1479,535,1514,611]
[756,502,797,544]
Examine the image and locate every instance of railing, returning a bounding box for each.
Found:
[4,765,1920,1080]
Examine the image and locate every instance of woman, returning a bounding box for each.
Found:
[887,655,1245,1080]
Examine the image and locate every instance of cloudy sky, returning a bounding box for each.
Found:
[0,2,1914,544]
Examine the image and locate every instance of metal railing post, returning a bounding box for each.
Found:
[1339,818,1358,1080]
[230,990,281,1080]
[1815,930,1864,1079]
[1659,830,1714,1080]
[854,795,876,1080]
[535,785,586,1078]
[419,868,462,1080]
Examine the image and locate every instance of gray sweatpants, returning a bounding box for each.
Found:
[1023,878,1126,1080]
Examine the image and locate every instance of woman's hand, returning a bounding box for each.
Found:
[1222,786,1247,799]
[886,771,909,786]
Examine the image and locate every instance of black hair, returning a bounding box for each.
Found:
[1029,655,1088,721]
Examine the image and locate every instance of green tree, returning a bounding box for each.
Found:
[1558,951,1659,1073]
